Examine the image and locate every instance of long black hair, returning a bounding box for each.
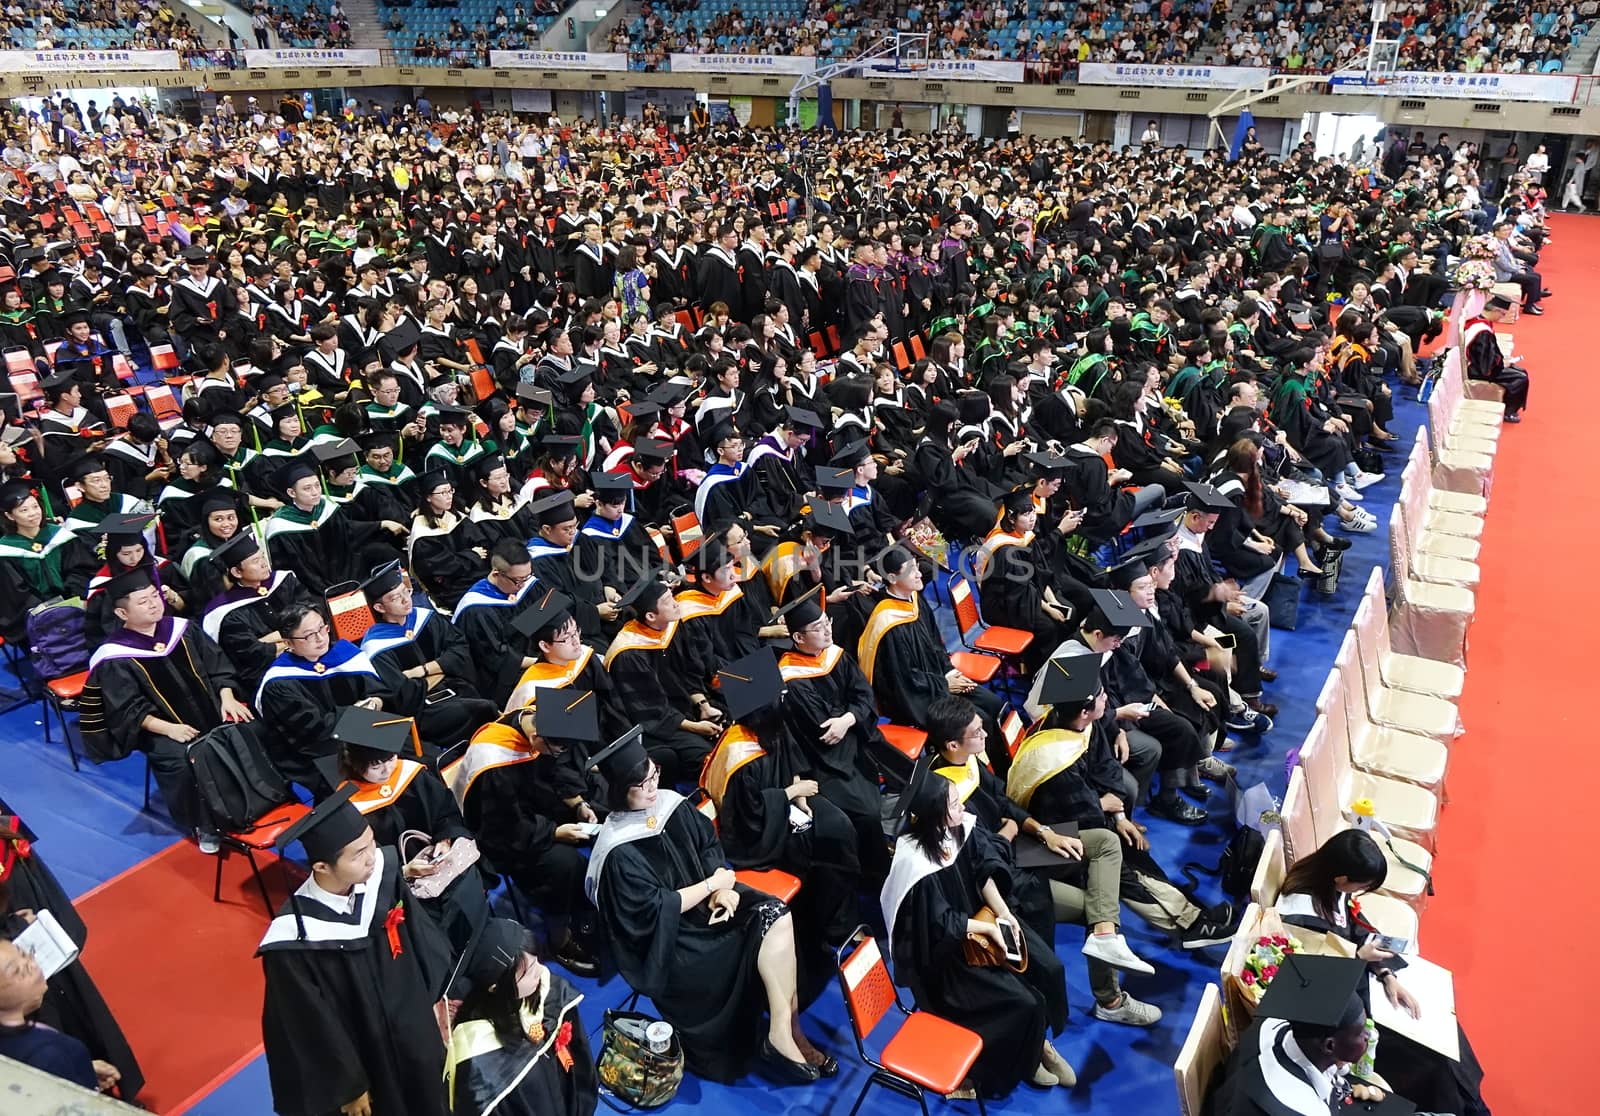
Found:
[454,924,542,1044]
[1280,829,1389,923]
[904,772,958,861]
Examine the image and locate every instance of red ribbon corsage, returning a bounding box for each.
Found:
[384,901,406,959]
[554,1020,574,1072]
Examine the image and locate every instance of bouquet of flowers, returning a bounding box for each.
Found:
[1239,932,1297,1002]
[1453,235,1498,292]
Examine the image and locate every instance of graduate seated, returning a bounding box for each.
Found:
[444,918,599,1116]
[586,728,835,1085]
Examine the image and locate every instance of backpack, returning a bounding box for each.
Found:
[26,599,89,684]
[188,722,294,832]
[1183,825,1267,903]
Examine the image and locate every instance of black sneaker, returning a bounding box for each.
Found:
[552,935,600,977]
[1181,917,1234,949]
[1225,707,1273,734]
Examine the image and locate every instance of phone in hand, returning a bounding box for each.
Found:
[707,904,732,925]
[1367,932,1410,954]
[998,919,1023,963]
[1212,633,1237,649]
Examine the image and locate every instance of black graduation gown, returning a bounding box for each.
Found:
[678,588,764,663]
[911,441,1002,541]
[258,848,452,1116]
[859,592,952,728]
[592,801,778,1083]
[453,585,538,707]
[204,572,309,697]
[0,811,144,1101]
[887,825,1068,1097]
[78,619,234,764]
[575,513,665,595]
[978,532,1074,668]
[604,623,718,786]
[410,514,487,615]
[263,501,391,597]
[446,972,597,1116]
[1464,321,1529,413]
[526,541,609,639]
[362,608,499,748]
[257,645,399,793]
[351,764,489,951]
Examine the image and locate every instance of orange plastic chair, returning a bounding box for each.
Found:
[689,791,802,903]
[4,347,34,375]
[949,651,1000,685]
[999,705,1028,759]
[879,723,927,763]
[948,575,1034,659]
[469,366,495,403]
[463,337,487,366]
[216,801,310,916]
[146,383,182,423]
[671,506,703,560]
[103,393,137,430]
[910,334,928,361]
[325,583,375,645]
[836,927,987,1116]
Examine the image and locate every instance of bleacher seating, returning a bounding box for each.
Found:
[0,0,213,55]
[378,0,561,65]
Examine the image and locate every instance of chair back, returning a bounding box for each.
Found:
[1173,983,1228,1116]
[1281,767,1317,864]
[146,383,181,421]
[1359,568,1394,659]
[103,393,137,431]
[671,505,703,560]
[1388,507,1413,589]
[470,366,495,403]
[948,574,981,636]
[1250,828,1286,908]
[999,704,1027,758]
[1298,714,1347,847]
[8,369,39,406]
[836,928,898,1053]
[4,347,34,376]
[326,583,376,645]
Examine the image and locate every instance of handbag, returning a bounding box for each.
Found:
[1311,545,1343,596]
[961,905,1028,973]
[398,831,480,900]
[597,1009,684,1108]
[1262,572,1302,630]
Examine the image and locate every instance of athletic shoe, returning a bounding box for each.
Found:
[1335,482,1364,503]
[197,832,222,855]
[1353,470,1386,490]
[1199,756,1237,782]
[1181,916,1235,949]
[1342,512,1378,534]
[1040,1042,1076,1087]
[1225,707,1272,733]
[1082,932,1157,975]
[1094,993,1164,1027]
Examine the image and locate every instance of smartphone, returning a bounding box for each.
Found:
[574,821,601,839]
[707,905,732,925]
[1213,633,1237,649]
[424,687,457,705]
[998,919,1023,963]
[1367,932,1410,954]
[1142,701,1159,714]
[788,804,813,831]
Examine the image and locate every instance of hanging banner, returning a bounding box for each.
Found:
[1329,69,1577,103]
[670,53,815,76]
[488,50,628,71]
[919,59,1025,82]
[0,49,181,72]
[1077,62,1273,89]
[243,48,381,67]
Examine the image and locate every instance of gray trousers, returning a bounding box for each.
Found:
[1048,827,1126,1004]
[1122,727,1162,806]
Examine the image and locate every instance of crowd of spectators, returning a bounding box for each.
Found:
[380,0,563,64]
[0,0,214,54]
[246,0,353,51]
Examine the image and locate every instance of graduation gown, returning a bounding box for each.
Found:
[575,511,664,594]
[586,792,780,1083]
[880,817,1068,1097]
[1205,1018,1350,1116]
[676,585,763,663]
[410,512,487,615]
[451,578,536,707]
[856,591,951,728]
[78,617,234,765]
[0,809,143,1101]
[0,526,74,643]
[344,759,489,951]
[262,499,389,597]
[1462,317,1528,412]
[444,970,597,1116]
[256,641,395,792]
[525,539,608,639]
[361,605,498,746]
[202,571,307,698]
[258,847,452,1116]
[602,619,718,784]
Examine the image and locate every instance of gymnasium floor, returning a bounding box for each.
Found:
[6,370,1432,1116]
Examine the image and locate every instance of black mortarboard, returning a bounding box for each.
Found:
[510,586,574,640]
[589,471,634,501]
[416,467,453,495]
[588,725,649,785]
[40,366,77,393]
[617,576,671,616]
[211,529,261,570]
[876,544,916,578]
[1035,653,1104,706]
[555,366,590,390]
[515,383,554,408]
[647,381,692,407]
[197,488,239,518]
[471,453,507,481]
[702,415,739,450]
[1131,505,1186,530]
[1484,294,1514,312]
[714,648,784,721]
[1108,555,1153,591]
[181,244,211,263]
[104,565,155,602]
[777,583,826,630]
[1084,588,1152,634]
[94,511,156,541]
[622,401,660,426]
[542,435,582,458]
[58,309,92,331]
[694,532,734,574]
[278,458,319,490]
[1184,481,1234,512]
[1025,450,1069,476]
[434,405,473,428]
[530,490,578,527]
[525,687,601,743]
[357,429,399,454]
[360,560,405,604]
[275,783,369,864]
[893,750,935,836]
[633,436,674,462]
[332,704,417,757]
[815,468,857,497]
[1123,529,1176,567]
[0,480,32,512]
[310,438,361,464]
[1000,486,1035,517]
[378,320,421,361]
[805,501,854,539]
[67,454,110,480]
[829,439,871,469]
[1256,954,1369,1028]
[448,917,527,1000]
[784,405,825,431]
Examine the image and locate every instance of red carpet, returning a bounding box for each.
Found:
[74,841,300,1113]
[1424,213,1598,1116]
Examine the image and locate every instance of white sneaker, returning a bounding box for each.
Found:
[1353,470,1387,490]
[1040,1042,1076,1087]
[1082,931,1156,975]
[1335,482,1364,503]
[1342,512,1378,533]
[197,832,222,855]
[1093,993,1165,1027]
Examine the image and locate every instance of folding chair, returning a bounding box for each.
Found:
[325,582,376,645]
[3,348,32,376]
[8,369,40,408]
[145,383,183,430]
[1353,576,1464,700]
[102,393,137,430]
[1403,433,1486,516]
[878,723,927,766]
[1348,615,1462,743]
[1322,642,1448,795]
[687,789,802,901]
[947,574,1032,691]
[998,704,1028,759]
[836,927,987,1116]
[1173,983,1228,1116]
[191,723,310,917]
[148,343,180,373]
[670,506,703,561]
[469,366,495,403]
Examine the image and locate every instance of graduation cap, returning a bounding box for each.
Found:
[1084,588,1152,635]
[555,366,591,392]
[542,435,582,459]
[447,916,528,1001]
[360,560,405,604]
[617,575,672,618]
[645,381,690,409]
[587,725,650,787]
[40,366,77,394]
[181,244,212,264]
[633,436,675,462]
[197,487,241,518]
[1256,953,1369,1029]
[103,564,156,603]
[59,308,92,331]
[378,320,422,361]
[621,400,660,427]
[702,415,740,450]
[784,405,825,431]
[211,529,262,571]
[435,404,473,428]
[999,486,1035,517]
[1035,654,1104,706]
[815,468,857,498]
[515,383,554,408]
[415,467,453,496]
[829,439,872,469]
[694,532,735,575]
[1485,294,1514,312]
[777,583,826,631]
[805,500,855,540]
[1184,480,1234,512]
[584,471,631,504]
[714,648,784,722]
[530,489,578,528]
[277,458,319,490]
[332,704,418,757]
[1131,504,1186,531]
[312,437,361,465]
[510,586,575,641]
[1025,450,1069,477]
[875,543,917,579]
[524,687,602,743]
[95,511,156,544]
[0,481,32,513]
[470,453,507,481]
[275,783,368,865]
[66,453,110,482]
[891,750,936,837]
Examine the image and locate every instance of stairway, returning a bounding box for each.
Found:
[1567,23,1600,76]
[341,0,390,50]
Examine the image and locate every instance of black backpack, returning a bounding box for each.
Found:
[1183,825,1268,903]
[188,722,294,832]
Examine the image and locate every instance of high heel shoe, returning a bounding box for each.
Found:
[806,1049,840,1077]
[760,1037,821,1084]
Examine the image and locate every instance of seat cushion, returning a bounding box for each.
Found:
[229,802,311,850]
[950,651,1000,684]
[973,626,1033,656]
[46,671,89,700]
[879,1010,984,1094]
[734,868,801,903]
[879,724,928,760]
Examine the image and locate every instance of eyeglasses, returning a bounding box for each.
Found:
[634,763,661,790]
[501,569,534,587]
[289,623,330,642]
[551,625,582,644]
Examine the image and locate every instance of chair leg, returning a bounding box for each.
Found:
[915,1086,930,1116]
[846,1079,875,1116]
[142,756,152,812]
[974,1092,987,1115]
[246,849,274,917]
[213,847,226,903]
[55,702,79,772]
